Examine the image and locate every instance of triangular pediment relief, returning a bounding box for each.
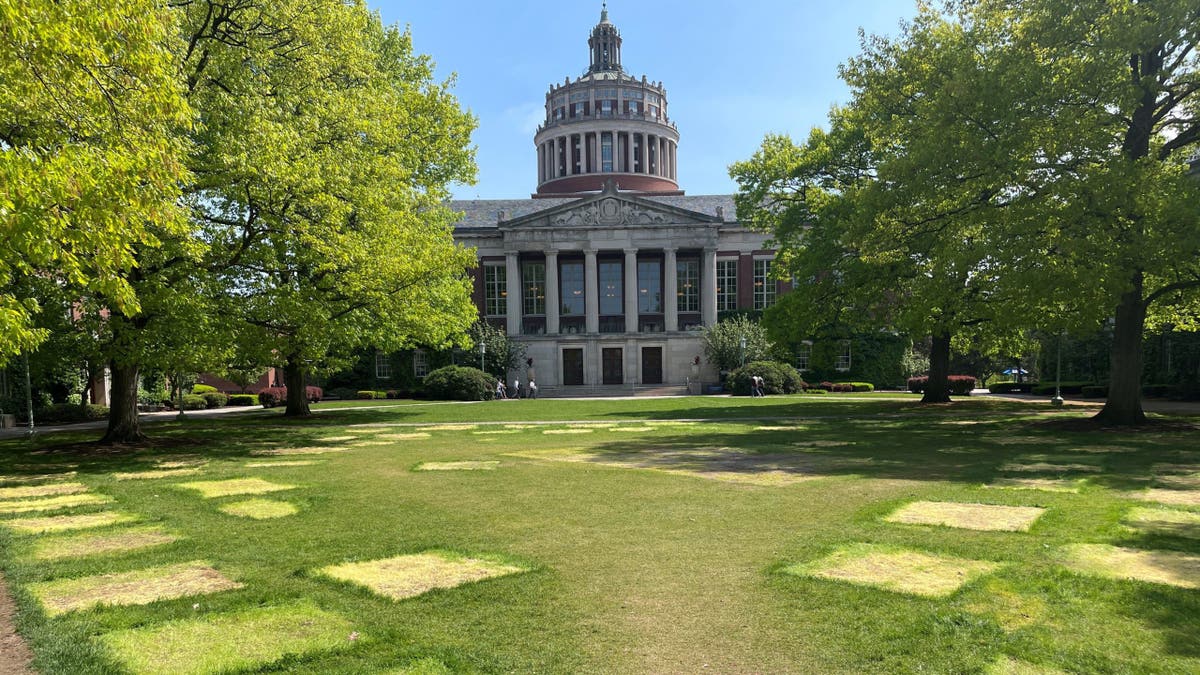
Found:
[501,181,721,229]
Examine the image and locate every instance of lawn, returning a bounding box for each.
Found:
[1,396,1197,673]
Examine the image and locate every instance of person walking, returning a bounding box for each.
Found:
[496,379,507,399]
[528,380,538,399]
[512,378,522,399]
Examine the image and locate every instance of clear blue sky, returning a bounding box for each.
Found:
[371,1,916,199]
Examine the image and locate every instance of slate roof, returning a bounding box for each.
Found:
[449,194,737,229]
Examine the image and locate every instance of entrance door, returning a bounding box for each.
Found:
[641,347,662,384]
[602,348,623,385]
[562,349,584,385]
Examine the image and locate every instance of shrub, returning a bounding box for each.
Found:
[258,387,286,408]
[385,390,398,399]
[306,386,322,403]
[181,394,207,410]
[35,404,109,425]
[228,394,257,406]
[191,384,218,394]
[327,387,357,401]
[201,392,228,409]
[907,376,977,396]
[835,381,874,392]
[802,388,827,395]
[1031,381,1093,396]
[1081,385,1108,398]
[422,366,495,401]
[356,390,387,400]
[727,361,805,395]
[988,382,1036,394]
[907,377,924,394]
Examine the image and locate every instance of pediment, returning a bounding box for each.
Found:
[501,181,722,230]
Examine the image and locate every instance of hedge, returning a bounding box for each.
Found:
[989,382,1036,394]
[201,392,228,409]
[33,404,109,425]
[422,366,494,401]
[191,384,218,394]
[181,394,207,411]
[228,394,257,406]
[1031,381,1093,396]
[257,386,323,408]
[727,361,806,395]
[356,390,388,400]
[907,376,977,396]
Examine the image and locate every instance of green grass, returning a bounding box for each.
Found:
[0,395,1196,673]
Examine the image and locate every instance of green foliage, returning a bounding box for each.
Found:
[1032,382,1096,396]
[727,361,806,396]
[180,394,207,411]
[191,384,217,395]
[421,366,494,401]
[356,391,388,400]
[227,394,257,406]
[702,316,777,372]
[200,392,227,409]
[31,403,109,425]
[469,321,527,378]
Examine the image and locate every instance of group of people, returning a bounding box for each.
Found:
[750,375,766,398]
[495,378,537,399]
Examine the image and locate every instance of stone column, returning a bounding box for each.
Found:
[664,247,678,332]
[671,142,678,180]
[545,250,560,335]
[624,133,633,173]
[505,251,521,336]
[624,248,638,333]
[584,249,599,334]
[640,133,648,174]
[702,247,718,327]
[589,133,598,174]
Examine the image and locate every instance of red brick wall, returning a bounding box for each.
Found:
[737,254,754,309]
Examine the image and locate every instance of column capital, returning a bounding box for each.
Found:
[583,247,598,257]
[623,247,638,256]
[663,246,678,254]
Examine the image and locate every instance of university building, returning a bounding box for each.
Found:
[450,7,789,392]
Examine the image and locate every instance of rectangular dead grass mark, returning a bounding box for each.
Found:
[218,499,298,520]
[100,602,357,675]
[0,482,89,500]
[0,471,77,485]
[30,561,243,615]
[1123,507,1200,538]
[886,501,1046,532]
[377,433,431,441]
[350,440,392,446]
[413,461,500,471]
[543,429,594,435]
[153,460,207,469]
[244,460,322,468]
[1156,473,1200,490]
[1130,489,1200,507]
[250,446,348,456]
[318,551,527,601]
[507,449,816,486]
[3,511,137,534]
[0,493,112,515]
[1059,544,1200,589]
[1000,462,1102,474]
[985,478,1083,493]
[317,436,358,442]
[473,430,519,435]
[113,468,203,481]
[784,544,1000,598]
[416,424,478,432]
[31,527,180,561]
[175,478,296,499]
[610,426,656,432]
[503,424,536,430]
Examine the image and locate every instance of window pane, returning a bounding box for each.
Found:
[560,262,584,315]
[753,259,776,310]
[484,264,507,316]
[638,261,662,313]
[522,262,545,316]
[598,261,622,315]
[676,260,699,313]
[717,260,737,311]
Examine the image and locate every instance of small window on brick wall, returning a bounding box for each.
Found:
[375,352,392,379]
[835,340,852,372]
[796,341,812,372]
[412,350,429,379]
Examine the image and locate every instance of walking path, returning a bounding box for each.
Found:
[0,573,33,674]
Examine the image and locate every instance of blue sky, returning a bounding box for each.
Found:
[371,1,916,199]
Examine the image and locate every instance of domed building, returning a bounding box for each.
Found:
[449,7,794,394]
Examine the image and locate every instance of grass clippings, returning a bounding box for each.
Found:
[377,433,431,441]
[113,468,203,481]
[1059,544,1200,589]
[0,493,112,515]
[244,460,322,468]
[29,561,244,615]
[1129,489,1200,508]
[100,602,358,675]
[217,499,299,520]
[885,501,1046,532]
[785,544,1000,598]
[250,446,348,456]
[0,482,89,500]
[317,550,527,601]
[2,511,137,534]
[986,655,1067,675]
[30,527,180,561]
[1122,507,1200,539]
[984,478,1083,493]
[175,478,296,499]
[413,461,500,471]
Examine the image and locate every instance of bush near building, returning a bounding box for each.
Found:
[227,394,257,406]
[257,386,322,408]
[908,376,976,396]
[422,366,495,401]
[727,361,806,395]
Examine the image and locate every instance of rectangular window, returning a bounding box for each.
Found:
[676,259,699,313]
[598,261,622,315]
[796,342,812,372]
[375,352,392,379]
[627,100,638,115]
[484,264,506,316]
[573,102,584,117]
[601,100,612,116]
[412,350,429,378]
[522,262,545,316]
[637,260,662,313]
[753,259,776,310]
[601,132,613,172]
[836,340,852,371]
[717,259,738,311]
[560,261,584,315]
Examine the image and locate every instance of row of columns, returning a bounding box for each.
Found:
[504,247,717,336]
[537,132,677,184]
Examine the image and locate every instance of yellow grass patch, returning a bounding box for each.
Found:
[30,526,180,561]
[965,578,1047,630]
[1123,506,1200,538]
[251,446,348,456]
[377,433,431,441]
[754,425,807,431]
[317,551,527,601]
[986,656,1067,675]
[416,424,478,432]
[567,423,617,429]
[175,478,296,499]
[113,468,203,481]
[1156,473,1200,489]
[0,471,77,485]
[985,478,1083,493]
[317,436,358,442]
[218,499,299,519]
[647,421,697,426]
[29,561,243,615]
[503,424,536,430]
[885,501,1046,532]
[610,426,656,432]
[152,458,207,468]
[507,449,819,486]
[473,429,519,435]
[413,461,500,471]
[0,493,112,515]
[350,440,392,446]
[1059,544,1200,589]
[244,460,321,468]
[1000,462,1102,474]
[543,428,593,435]
[0,482,89,500]
[3,511,137,534]
[785,544,1000,598]
[1130,489,1200,507]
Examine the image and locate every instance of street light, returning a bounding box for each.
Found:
[1051,330,1065,408]
[24,352,35,439]
[739,336,747,368]
[480,341,486,373]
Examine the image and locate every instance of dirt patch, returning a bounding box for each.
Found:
[984,478,1083,493]
[784,544,1000,598]
[113,468,203,481]
[0,493,112,515]
[0,483,89,500]
[413,461,500,471]
[218,499,298,520]
[251,446,348,456]
[317,551,527,601]
[1123,507,1200,539]
[885,501,1046,532]
[0,571,34,675]
[175,478,296,499]
[244,460,322,468]
[31,527,180,561]
[3,511,137,534]
[1059,544,1200,589]
[1129,489,1200,507]
[29,561,243,616]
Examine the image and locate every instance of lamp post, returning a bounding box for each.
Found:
[480,342,486,373]
[1051,330,1065,408]
[24,352,35,439]
[176,372,187,420]
[739,336,747,368]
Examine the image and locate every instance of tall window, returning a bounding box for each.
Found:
[676,260,699,313]
[522,262,545,315]
[484,264,506,316]
[716,260,737,311]
[598,261,622,315]
[573,102,584,117]
[753,259,776,309]
[795,341,812,372]
[600,100,613,116]
[601,132,613,172]
[375,352,392,379]
[627,100,638,115]
[412,350,429,378]
[560,261,584,315]
[836,340,852,371]
[638,260,662,313]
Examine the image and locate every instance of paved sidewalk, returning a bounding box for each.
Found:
[0,404,269,441]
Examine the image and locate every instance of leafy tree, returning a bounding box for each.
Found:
[701,315,777,372]
[469,321,527,380]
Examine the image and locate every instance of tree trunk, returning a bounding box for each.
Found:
[101,362,145,443]
[1095,274,1147,425]
[922,331,952,403]
[283,355,311,417]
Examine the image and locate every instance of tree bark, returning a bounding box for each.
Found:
[101,362,145,443]
[922,331,953,403]
[283,355,311,417]
[1095,273,1147,425]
